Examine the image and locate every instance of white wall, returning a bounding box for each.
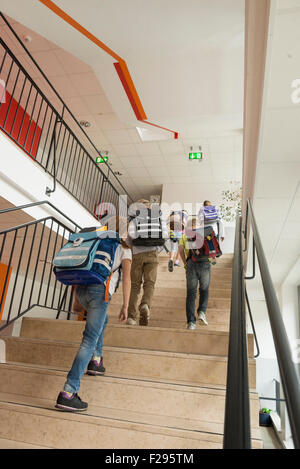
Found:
[162,182,227,213]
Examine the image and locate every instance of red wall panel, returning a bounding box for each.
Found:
[0,90,41,158]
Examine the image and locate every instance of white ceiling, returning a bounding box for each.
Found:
[252,0,300,287]
[0,0,244,202]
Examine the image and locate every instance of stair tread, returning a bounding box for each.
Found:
[4,336,256,362]
[0,436,51,449]
[107,303,231,314]
[113,320,231,331]
[21,316,250,336]
[24,316,232,332]
[0,362,260,395]
[0,392,261,441]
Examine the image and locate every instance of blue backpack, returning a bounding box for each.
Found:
[202,205,219,223]
[53,228,121,302]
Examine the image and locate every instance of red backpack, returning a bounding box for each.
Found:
[187,227,222,264]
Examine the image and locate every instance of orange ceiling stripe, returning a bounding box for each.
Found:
[114,61,147,121]
[143,120,179,140]
[38,0,122,62]
[38,0,178,139]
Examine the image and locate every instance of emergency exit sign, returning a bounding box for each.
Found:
[189,152,203,160]
[96,156,108,163]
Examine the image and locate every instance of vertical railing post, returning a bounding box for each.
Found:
[45,114,60,196]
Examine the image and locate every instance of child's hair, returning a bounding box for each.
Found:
[191,217,198,228]
[203,200,212,206]
[136,199,151,209]
[185,217,197,231]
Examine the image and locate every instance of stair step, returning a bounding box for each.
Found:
[158,254,233,263]
[19,318,253,357]
[157,267,232,276]
[2,337,257,388]
[115,286,232,299]
[0,363,260,435]
[110,317,230,331]
[156,278,232,289]
[0,392,262,448]
[0,436,51,449]
[158,259,233,268]
[110,295,231,310]
[108,304,230,323]
[0,399,221,449]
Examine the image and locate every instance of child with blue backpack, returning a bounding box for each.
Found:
[55,216,132,412]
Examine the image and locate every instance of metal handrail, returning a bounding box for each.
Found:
[223,213,251,449]
[0,214,75,332]
[246,199,300,448]
[0,11,132,202]
[245,287,260,358]
[224,199,300,449]
[0,22,133,221]
[0,37,123,213]
[0,200,82,231]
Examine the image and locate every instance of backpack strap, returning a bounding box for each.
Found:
[105,272,113,303]
[104,265,122,302]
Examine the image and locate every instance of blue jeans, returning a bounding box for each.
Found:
[64,284,110,394]
[186,259,211,324]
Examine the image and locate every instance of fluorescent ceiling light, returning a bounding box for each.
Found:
[136,126,171,142]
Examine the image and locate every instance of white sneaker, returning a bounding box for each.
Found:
[198,311,208,326]
[126,318,137,326]
[187,322,196,330]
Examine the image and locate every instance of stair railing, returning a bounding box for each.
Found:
[0,201,81,332]
[223,213,251,449]
[0,199,82,232]
[0,13,133,218]
[223,199,300,449]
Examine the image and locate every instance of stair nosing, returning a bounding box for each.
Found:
[0,361,260,396]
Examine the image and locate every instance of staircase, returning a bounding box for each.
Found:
[0,253,262,449]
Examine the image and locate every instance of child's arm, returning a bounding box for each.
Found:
[119,258,131,322]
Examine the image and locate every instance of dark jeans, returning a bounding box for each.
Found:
[186,259,211,324]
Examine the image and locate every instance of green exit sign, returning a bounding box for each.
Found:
[189,152,203,160]
[96,156,108,164]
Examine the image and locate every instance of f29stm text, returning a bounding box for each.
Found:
[148,453,193,464]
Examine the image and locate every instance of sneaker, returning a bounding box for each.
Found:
[139,303,150,326]
[126,317,137,326]
[198,311,208,326]
[168,259,174,272]
[174,261,180,267]
[187,322,196,330]
[55,392,88,412]
[87,357,105,376]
